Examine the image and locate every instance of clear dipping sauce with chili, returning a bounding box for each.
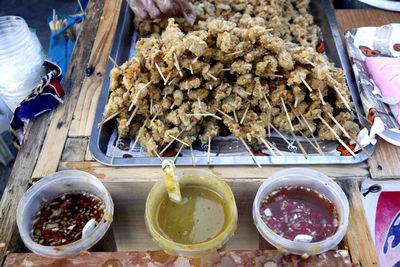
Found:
[32,192,105,246]
[259,185,338,242]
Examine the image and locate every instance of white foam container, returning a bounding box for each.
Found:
[252,168,349,256]
[17,170,114,258]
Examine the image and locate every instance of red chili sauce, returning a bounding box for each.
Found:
[32,193,105,246]
[259,186,338,242]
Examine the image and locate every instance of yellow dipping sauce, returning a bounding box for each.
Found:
[155,185,229,244]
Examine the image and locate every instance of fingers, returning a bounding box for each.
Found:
[173,0,196,25]
[141,0,162,19]
[154,0,176,17]
[128,0,150,20]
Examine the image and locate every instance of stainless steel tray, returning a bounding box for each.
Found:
[89,0,374,166]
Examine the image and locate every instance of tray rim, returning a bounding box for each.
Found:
[89,0,375,167]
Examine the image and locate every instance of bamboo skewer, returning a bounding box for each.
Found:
[126,105,139,126]
[168,78,176,86]
[233,110,238,123]
[298,112,324,155]
[351,106,370,124]
[190,64,193,74]
[300,77,312,92]
[267,116,271,137]
[173,144,185,163]
[186,113,222,120]
[259,28,274,33]
[216,108,234,121]
[164,72,171,85]
[150,97,153,115]
[153,150,163,162]
[207,73,218,81]
[207,136,211,163]
[227,50,243,56]
[333,85,352,112]
[108,56,119,69]
[174,53,183,77]
[298,130,323,156]
[131,120,147,151]
[290,131,308,159]
[168,134,190,147]
[240,105,250,124]
[304,58,316,67]
[151,109,161,123]
[129,81,152,111]
[188,41,195,52]
[326,73,352,112]
[192,57,198,64]
[160,129,184,155]
[281,97,294,132]
[260,137,278,159]
[287,103,324,155]
[270,124,292,148]
[239,137,261,168]
[318,115,356,157]
[77,0,85,14]
[97,109,123,128]
[264,94,272,108]
[263,138,284,156]
[268,73,284,78]
[110,134,121,165]
[190,143,195,167]
[318,88,326,105]
[155,62,166,83]
[326,112,372,160]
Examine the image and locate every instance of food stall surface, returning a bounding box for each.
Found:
[0,0,400,266]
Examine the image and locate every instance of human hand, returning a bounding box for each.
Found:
[127,0,195,25]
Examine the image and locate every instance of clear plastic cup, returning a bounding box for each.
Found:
[16,170,114,258]
[252,168,349,256]
[0,16,46,112]
[145,169,238,257]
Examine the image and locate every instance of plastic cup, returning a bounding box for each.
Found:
[145,169,237,257]
[16,170,114,258]
[0,16,46,112]
[252,168,349,256]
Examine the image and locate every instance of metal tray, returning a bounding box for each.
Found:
[89,0,375,166]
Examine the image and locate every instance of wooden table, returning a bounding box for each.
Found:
[1,1,400,265]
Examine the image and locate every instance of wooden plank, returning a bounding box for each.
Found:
[369,136,400,178]
[57,161,370,182]
[339,180,379,267]
[61,138,88,162]
[334,9,400,35]
[104,180,260,251]
[32,0,118,179]
[4,250,352,266]
[334,9,400,178]
[0,114,51,262]
[69,0,122,138]
[85,142,95,161]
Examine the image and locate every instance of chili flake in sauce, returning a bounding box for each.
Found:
[260,186,338,242]
[32,192,105,246]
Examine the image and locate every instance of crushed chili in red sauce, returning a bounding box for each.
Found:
[260,186,338,242]
[32,193,105,246]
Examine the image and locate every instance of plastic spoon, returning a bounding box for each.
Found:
[161,159,182,203]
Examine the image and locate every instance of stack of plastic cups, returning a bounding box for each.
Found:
[0,16,46,113]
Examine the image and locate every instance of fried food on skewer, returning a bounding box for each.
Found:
[102,18,361,157]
